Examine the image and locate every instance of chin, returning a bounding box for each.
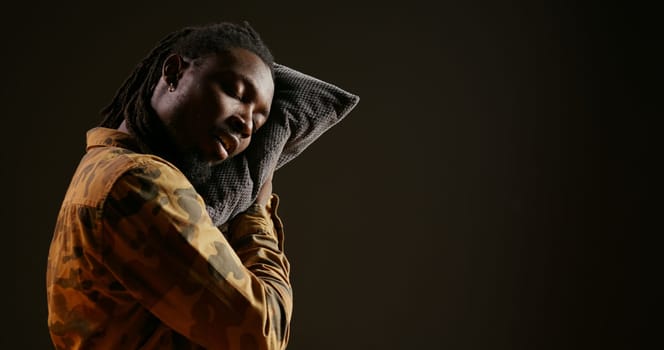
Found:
[177,151,214,189]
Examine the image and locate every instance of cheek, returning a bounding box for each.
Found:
[177,79,221,111]
[179,92,224,130]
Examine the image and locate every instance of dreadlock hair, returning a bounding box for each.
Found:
[99,21,274,160]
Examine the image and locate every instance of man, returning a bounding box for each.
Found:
[46,22,292,349]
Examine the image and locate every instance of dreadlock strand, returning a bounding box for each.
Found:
[100,29,192,128]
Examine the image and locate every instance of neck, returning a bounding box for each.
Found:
[117,120,131,135]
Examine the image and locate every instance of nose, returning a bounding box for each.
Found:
[227,107,253,138]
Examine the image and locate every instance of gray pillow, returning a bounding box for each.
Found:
[199,63,360,226]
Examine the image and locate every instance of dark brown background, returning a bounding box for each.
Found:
[2,0,656,349]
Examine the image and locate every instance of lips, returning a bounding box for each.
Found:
[214,133,239,156]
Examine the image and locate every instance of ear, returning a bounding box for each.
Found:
[161,54,187,88]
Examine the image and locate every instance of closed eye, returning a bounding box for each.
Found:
[223,84,243,100]
[216,75,244,101]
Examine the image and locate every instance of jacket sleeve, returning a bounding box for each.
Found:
[98,161,292,350]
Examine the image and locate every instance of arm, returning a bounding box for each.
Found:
[99,162,291,350]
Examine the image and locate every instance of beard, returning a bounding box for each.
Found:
[125,115,215,192]
[174,150,214,192]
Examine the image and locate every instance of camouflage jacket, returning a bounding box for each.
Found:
[47,128,292,349]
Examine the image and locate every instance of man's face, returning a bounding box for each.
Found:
[152,47,274,168]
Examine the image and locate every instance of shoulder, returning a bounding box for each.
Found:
[102,151,203,224]
[66,146,190,208]
[100,151,214,244]
[106,149,193,204]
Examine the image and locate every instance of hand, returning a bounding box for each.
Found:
[254,171,274,208]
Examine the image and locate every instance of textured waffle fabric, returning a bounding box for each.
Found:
[199,63,360,226]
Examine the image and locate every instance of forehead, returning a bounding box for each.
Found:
[195,48,274,94]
